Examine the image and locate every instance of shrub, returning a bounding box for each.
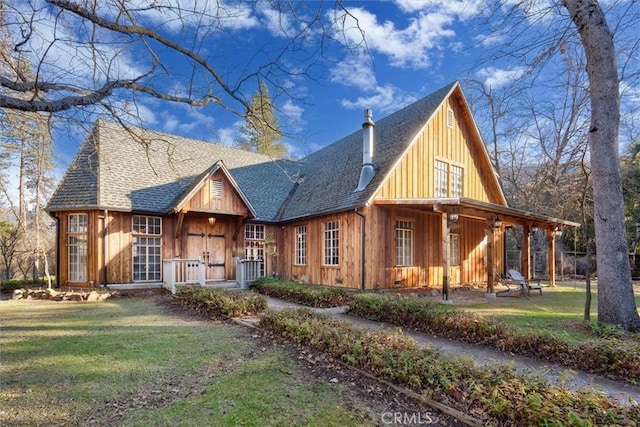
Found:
[175,286,267,319]
[348,293,640,384]
[0,279,56,293]
[252,278,352,307]
[260,308,639,426]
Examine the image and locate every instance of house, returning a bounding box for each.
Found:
[46,81,578,298]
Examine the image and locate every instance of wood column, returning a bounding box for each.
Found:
[486,220,495,293]
[441,212,450,301]
[522,225,531,280]
[547,228,556,287]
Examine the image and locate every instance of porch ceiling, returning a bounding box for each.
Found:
[374,197,580,230]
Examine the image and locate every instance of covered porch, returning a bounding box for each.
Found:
[375,197,580,301]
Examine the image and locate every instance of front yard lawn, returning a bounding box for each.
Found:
[0,296,380,426]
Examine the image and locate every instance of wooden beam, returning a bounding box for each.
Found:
[175,211,185,239]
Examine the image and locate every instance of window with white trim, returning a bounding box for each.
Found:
[132,215,162,282]
[294,225,307,265]
[450,233,461,267]
[67,213,87,282]
[245,224,265,276]
[435,160,448,197]
[323,221,339,266]
[395,220,414,266]
[451,165,463,197]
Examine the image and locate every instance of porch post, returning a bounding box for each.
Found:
[441,212,450,301]
[486,220,495,294]
[523,225,531,280]
[547,228,556,287]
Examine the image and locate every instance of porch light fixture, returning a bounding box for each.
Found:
[492,218,503,230]
[208,217,216,226]
[553,227,563,237]
[530,224,539,233]
[448,212,459,223]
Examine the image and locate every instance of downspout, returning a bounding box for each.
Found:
[54,215,60,288]
[355,209,366,291]
[103,209,108,287]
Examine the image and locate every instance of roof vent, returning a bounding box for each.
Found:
[355,109,375,192]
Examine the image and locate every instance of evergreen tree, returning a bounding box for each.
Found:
[238,81,287,158]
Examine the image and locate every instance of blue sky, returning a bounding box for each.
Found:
[43,0,520,168]
[6,1,640,192]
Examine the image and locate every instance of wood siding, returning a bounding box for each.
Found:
[181,170,250,216]
[375,95,500,203]
[278,211,363,289]
[276,206,504,290]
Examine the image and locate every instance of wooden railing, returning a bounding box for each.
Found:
[163,258,205,294]
[236,258,264,289]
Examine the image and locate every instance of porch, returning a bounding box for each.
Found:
[161,258,264,294]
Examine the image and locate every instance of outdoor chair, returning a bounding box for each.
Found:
[507,269,543,296]
[493,269,525,297]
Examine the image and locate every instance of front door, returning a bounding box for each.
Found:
[185,218,226,281]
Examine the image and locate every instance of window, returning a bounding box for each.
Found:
[245,224,265,276]
[294,225,307,265]
[435,160,464,198]
[67,214,87,282]
[435,160,448,197]
[133,215,161,235]
[132,215,162,282]
[450,233,460,267]
[323,221,339,266]
[245,224,265,241]
[395,220,414,266]
[451,165,463,197]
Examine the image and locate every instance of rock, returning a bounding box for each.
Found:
[85,291,101,302]
[12,289,24,299]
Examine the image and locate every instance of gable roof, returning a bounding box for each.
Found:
[170,160,257,217]
[47,120,299,220]
[276,81,505,221]
[48,81,507,223]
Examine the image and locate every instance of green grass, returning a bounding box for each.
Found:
[466,282,640,342]
[0,298,377,426]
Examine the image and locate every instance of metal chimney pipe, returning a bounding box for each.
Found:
[363,108,374,166]
[355,109,375,192]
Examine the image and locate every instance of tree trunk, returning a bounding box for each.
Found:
[563,0,640,330]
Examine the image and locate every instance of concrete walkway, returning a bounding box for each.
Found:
[260,296,640,407]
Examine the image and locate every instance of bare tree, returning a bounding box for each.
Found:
[0,1,359,122]
[562,0,640,329]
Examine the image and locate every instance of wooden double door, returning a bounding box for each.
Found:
[185,218,227,281]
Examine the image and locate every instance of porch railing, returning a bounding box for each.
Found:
[236,258,264,289]
[163,258,205,294]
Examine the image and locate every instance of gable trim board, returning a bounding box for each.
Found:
[47,81,578,291]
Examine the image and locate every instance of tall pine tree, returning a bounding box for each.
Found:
[238,81,287,158]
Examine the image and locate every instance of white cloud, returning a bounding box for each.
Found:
[340,84,418,114]
[338,7,457,69]
[329,55,377,91]
[214,124,241,147]
[394,0,481,20]
[476,66,527,90]
[280,100,305,132]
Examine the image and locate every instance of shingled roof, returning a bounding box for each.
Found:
[48,81,469,222]
[277,81,458,220]
[46,120,300,221]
